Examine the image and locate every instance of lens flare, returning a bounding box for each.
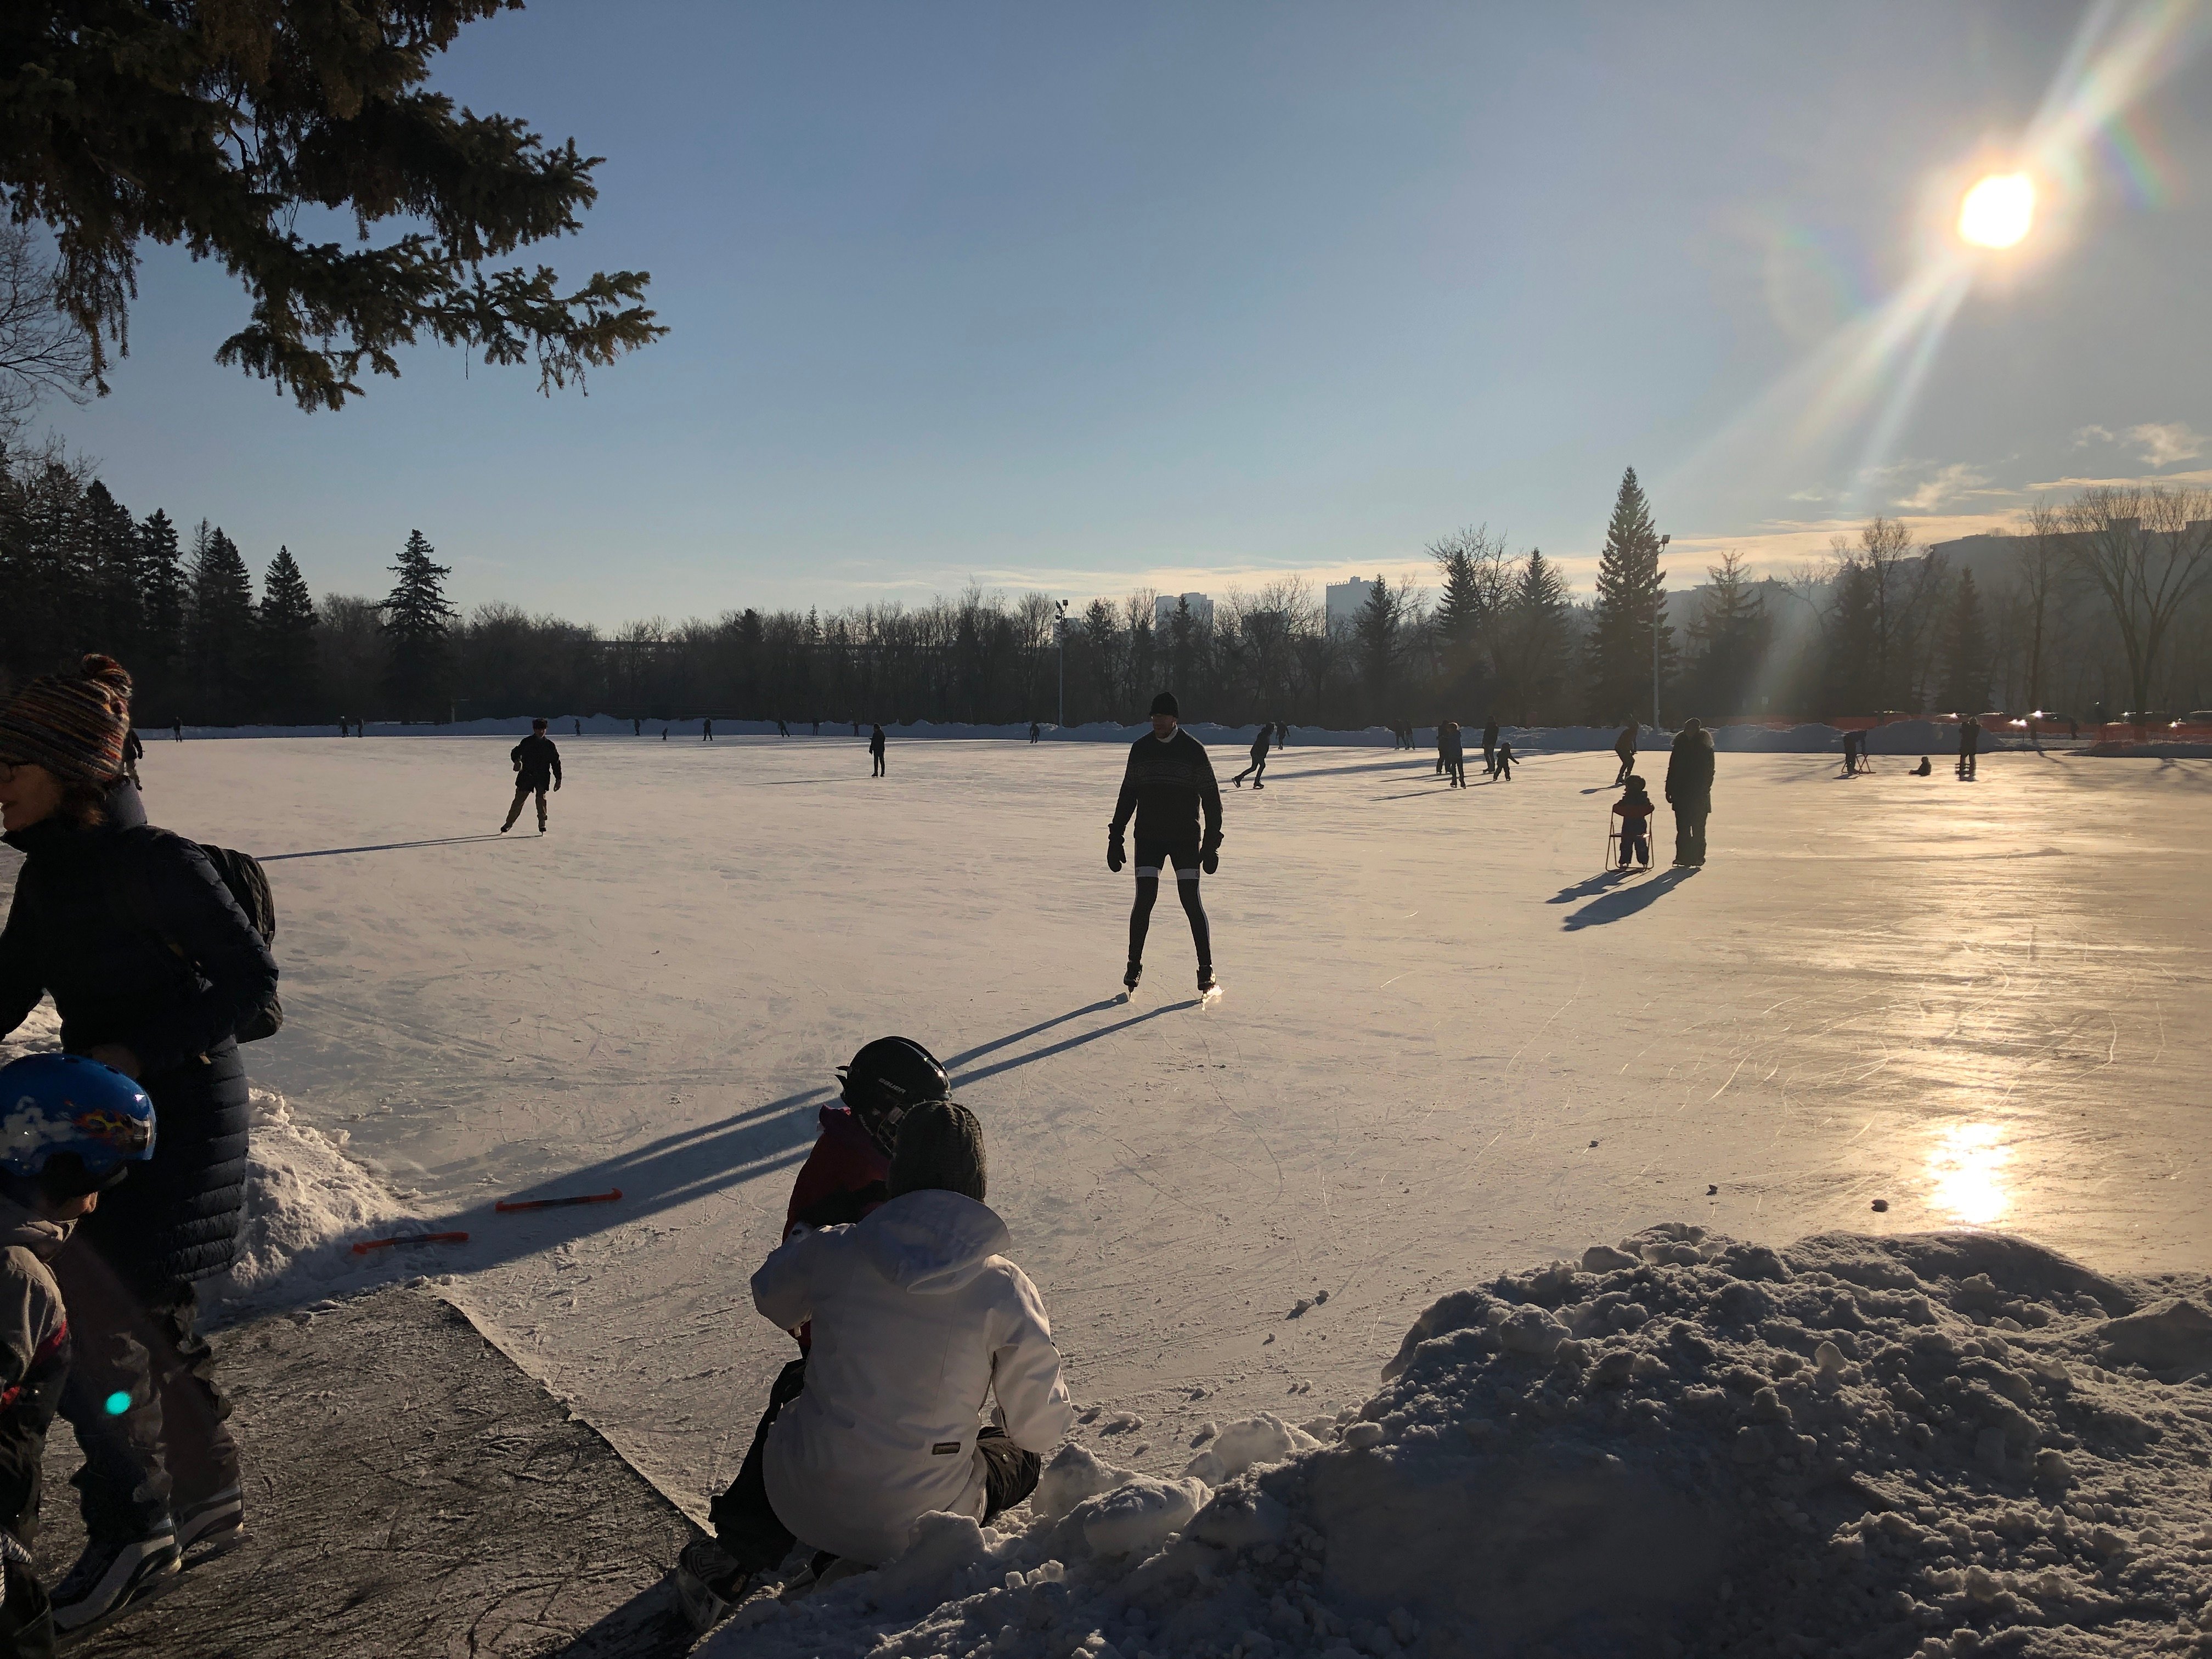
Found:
[103,1389,131,1416]
[1959,174,2036,247]
[1926,1122,2013,1226]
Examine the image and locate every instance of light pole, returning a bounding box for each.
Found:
[1053,600,1069,729]
[1651,533,1670,733]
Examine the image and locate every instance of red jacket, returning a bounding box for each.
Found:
[1612,797,1655,826]
[780,1105,893,1350]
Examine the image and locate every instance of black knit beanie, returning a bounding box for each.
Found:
[1150,691,1179,718]
[887,1101,987,1204]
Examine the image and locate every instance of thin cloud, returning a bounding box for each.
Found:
[2073,424,2115,447]
[1894,462,1990,511]
[2128,422,2205,467]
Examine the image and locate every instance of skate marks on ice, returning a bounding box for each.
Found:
[1559,865,1697,930]
[38,1285,695,1659]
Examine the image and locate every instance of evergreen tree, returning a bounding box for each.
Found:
[1818,559,1881,718]
[256,546,320,720]
[1499,550,1573,723]
[380,529,457,718]
[136,509,187,714]
[187,521,257,722]
[1353,575,1404,720]
[1941,568,1990,713]
[81,480,142,659]
[1584,468,1675,725]
[1684,551,1772,716]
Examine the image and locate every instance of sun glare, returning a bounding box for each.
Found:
[1958,173,2036,249]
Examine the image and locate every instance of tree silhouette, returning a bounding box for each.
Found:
[256,546,319,720]
[1585,468,1673,724]
[380,529,456,717]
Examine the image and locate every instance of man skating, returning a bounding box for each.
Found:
[1482,718,1500,777]
[868,724,887,777]
[1229,726,1269,789]
[1613,724,1638,785]
[1108,693,1223,998]
[501,719,562,834]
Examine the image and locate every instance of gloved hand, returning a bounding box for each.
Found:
[1107,831,1125,874]
[1201,843,1220,876]
[554,779,562,791]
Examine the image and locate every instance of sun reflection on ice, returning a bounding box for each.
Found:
[1926,1124,2014,1225]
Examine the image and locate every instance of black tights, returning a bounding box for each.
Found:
[1129,874,1211,969]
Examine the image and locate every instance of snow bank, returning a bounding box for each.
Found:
[701,1223,2212,1659]
[0,997,413,1316]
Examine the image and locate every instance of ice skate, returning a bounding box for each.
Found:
[1198,966,1221,1001]
[1119,960,1142,1003]
[674,1535,761,1633]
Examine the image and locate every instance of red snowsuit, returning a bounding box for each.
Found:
[778,1104,892,1350]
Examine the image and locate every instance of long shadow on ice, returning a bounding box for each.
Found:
[1548,869,1631,905]
[261,834,511,861]
[1560,866,1695,930]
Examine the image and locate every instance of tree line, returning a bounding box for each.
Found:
[4,447,2208,730]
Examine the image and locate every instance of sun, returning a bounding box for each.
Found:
[1958,173,2035,249]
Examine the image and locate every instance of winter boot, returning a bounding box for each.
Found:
[50,1527,182,1641]
[674,1535,760,1633]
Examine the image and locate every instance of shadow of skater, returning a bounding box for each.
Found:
[1547,869,1632,905]
[1561,866,1697,930]
[261,835,511,861]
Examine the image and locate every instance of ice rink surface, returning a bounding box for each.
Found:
[31,734,2211,1516]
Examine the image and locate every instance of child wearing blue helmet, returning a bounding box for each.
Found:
[0,1052,157,1656]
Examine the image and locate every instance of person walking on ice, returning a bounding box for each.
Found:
[868,724,887,778]
[674,1101,1073,1630]
[1665,717,1716,866]
[1229,726,1269,789]
[501,719,562,834]
[1108,693,1223,999]
[702,718,713,742]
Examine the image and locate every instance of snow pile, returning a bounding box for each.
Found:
[208,1086,415,1310]
[0,998,412,1314]
[702,1224,2212,1659]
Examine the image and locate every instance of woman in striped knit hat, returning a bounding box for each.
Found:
[0,656,278,1639]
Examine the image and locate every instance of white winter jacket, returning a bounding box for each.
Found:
[754,1189,1074,1565]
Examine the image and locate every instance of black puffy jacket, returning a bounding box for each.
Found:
[0,781,278,1283]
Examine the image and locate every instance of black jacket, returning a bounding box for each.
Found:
[1111,729,1223,848]
[511,734,562,787]
[1664,730,1716,812]
[0,781,277,1282]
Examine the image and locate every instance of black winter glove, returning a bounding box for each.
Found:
[1201,844,1220,876]
[1107,830,1125,874]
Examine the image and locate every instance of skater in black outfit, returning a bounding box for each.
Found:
[702,718,713,742]
[868,724,887,777]
[1029,723,1041,743]
[1482,719,1500,777]
[1230,727,1268,789]
[1956,715,1979,778]
[1441,722,1467,787]
[1274,721,1286,750]
[1108,693,1222,997]
[1613,725,1637,785]
[1842,729,1863,775]
[1493,740,1515,781]
[501,719,562,833]
[1664,718,1716,865]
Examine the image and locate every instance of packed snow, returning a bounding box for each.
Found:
[695,1222,2212,1658]
[4,735,2208,1651]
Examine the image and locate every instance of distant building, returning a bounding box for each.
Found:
[1154,592,1214,631]
[1325,576,1376,632]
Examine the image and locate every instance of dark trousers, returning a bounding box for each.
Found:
[0,1559,53,1658]
[1482,744,1496,776]
[871,751,885,776]
[1129,843,1211,970]
[503,782,549,830]
[52,1247,234,1543]
[1231,756,1266,786]
[1615,754,1634,785]
[1447,755,1466,787]
[1619,827,1650,866]
[1674,810,1708,866]
[709,1359,1041,1572]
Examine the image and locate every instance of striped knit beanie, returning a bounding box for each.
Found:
[887,1100,988,1204]
[0,655,135,785]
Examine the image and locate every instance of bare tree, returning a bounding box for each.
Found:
[2010,504,2071,713]
[2058,486,2212,714]
[0,224,95,438]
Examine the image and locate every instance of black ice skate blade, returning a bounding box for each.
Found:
[54,1561,184,1652]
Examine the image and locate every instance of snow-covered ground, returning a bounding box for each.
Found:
[4,738,2206,1536]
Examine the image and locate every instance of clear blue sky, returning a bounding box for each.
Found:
[33,0,2212,624]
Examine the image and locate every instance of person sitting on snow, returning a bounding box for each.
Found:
[676,1101,1074,1630]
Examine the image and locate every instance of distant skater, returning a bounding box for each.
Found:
[1665,718,1715,866]
[1613,724,1637,785]
[702,718,713,742]
[1442,721,1467,788]
[1612,775,1655,868]
[1274,721,1286,751]
[870,724,887,777]
[501,718,563,834]
[1482,718,1499,777]
[812,719,820,736]
[1912,756,1932,776]
[633,718,641,736]
[1108,693,1222,999]
[1842,729,1863,775]
[121,726,144,785]
[172,718,182,743]
[1493,740,1515,781]
[1230,727,1268,789]
[1957,715,1979,779]
[1030,722,1042,744]
[777,719,790,737]
[573,719,581,737]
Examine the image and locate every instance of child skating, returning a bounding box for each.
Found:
[1612,775,1655,868]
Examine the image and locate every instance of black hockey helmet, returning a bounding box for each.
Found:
[837,1036,952,1157]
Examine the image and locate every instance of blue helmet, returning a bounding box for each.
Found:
[0,1054,157,1195]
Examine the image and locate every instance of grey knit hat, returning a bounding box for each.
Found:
[887,1100,987,1204]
